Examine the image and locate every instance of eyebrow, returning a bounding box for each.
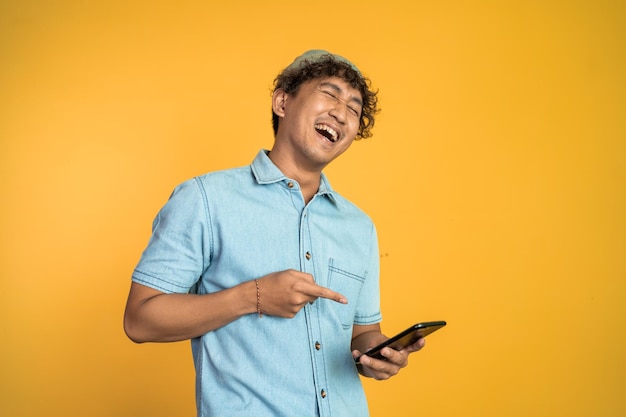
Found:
[319,81,363,107]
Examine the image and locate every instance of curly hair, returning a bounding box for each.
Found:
[272,55,379,140]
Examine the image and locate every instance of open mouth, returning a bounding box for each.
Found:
[314,124,339,143]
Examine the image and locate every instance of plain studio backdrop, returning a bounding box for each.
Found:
[1,1,624,416]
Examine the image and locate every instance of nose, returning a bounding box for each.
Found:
[328,100,347,124]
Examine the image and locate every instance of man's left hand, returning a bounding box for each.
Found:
[352,337,426,380]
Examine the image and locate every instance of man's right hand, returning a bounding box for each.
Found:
[254,269,347,318]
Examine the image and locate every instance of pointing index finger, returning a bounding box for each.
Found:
[313,284,348,304]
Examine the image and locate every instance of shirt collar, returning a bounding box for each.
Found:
[251,149,337,203]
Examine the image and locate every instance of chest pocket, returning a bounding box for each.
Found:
[327,259,366,330]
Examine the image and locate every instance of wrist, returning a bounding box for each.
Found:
[254,278,262,317]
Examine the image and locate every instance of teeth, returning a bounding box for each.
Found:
[315,124,338,142]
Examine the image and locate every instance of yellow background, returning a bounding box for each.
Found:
[1,1,624,416]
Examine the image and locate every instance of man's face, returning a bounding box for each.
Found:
[274,76,363,170]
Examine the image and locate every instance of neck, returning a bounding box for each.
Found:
[267,149,322,204]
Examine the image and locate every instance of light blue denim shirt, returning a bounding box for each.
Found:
[132,150,382,417]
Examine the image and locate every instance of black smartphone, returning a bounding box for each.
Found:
[355,321,446,363]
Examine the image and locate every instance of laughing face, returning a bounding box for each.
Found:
[272,76,363,171]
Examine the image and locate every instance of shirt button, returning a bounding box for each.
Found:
[305,251,311,260]
[315,342,321,350]
[321,390,327,398]
[287,181,294,188]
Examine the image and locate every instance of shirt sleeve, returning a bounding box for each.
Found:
[353,223,382,325]
[132,178,211,294]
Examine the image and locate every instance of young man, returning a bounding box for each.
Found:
[124,50,425,417]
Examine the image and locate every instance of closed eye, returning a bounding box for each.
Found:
[322,90,338,100]
[347,105,360,116]
[320,89,361,117]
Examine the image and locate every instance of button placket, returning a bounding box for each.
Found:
[298,202,329,413]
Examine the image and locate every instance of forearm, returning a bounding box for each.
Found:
[351,323,385,353]
[123,281,257,343]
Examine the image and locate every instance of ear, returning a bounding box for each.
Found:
[272,88,288,118]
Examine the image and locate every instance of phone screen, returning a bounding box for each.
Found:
[356,321,446,363]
